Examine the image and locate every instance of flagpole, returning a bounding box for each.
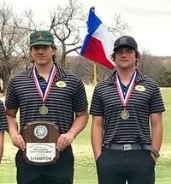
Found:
[93,63,97,86]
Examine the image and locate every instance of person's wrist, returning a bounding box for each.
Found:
[151,148,160,158]
[11,133,20,140]
[68,130,76,139]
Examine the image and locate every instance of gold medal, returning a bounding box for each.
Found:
[39,105,48,115]
[56,81,66,88]
[120,109,129,120]
[135,85,145,92]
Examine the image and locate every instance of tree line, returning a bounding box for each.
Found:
[65,55,171,87]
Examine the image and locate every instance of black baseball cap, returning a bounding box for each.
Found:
[113,35,138,51]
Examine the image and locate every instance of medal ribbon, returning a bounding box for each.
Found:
[33,65,57,103]
[116,71,136,107]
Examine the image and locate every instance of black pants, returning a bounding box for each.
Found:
[15,146,74,184]
[96,148,155,184]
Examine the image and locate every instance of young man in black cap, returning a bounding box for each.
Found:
[0,100,8,163]
[90,35,165,184]
[5,30,88,184]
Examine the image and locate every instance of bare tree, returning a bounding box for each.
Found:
[0,5,18,92]
[108,14,129,37]
[48,0,85,67]
[0,4,30,93]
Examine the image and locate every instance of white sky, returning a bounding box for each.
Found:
[2,0,171,56]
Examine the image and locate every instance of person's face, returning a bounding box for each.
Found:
[114,47,137,69]
[30,45,55,66]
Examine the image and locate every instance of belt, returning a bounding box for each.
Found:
[105,143,152,151]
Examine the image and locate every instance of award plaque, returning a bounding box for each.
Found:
[22,121,60,165]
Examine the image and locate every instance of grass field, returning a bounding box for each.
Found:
[0,86,171,184]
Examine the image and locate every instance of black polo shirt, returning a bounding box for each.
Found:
[5,64,88,133]
[90,70,165,146]
[0,100,8,132]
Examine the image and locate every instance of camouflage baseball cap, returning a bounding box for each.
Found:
[30,30,54,47]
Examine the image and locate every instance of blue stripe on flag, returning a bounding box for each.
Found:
[80,7,102,55]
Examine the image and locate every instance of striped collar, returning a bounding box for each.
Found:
[28,63,66,80]
[107,69,146,85]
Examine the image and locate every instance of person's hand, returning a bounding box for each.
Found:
[151,152,157,162]
[56,131,75,151]
[11,134,26,151]
[95,152,102,161]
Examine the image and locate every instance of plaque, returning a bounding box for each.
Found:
[22,121,60,165]
[120,109,129,120]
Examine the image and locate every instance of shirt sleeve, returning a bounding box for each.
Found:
[0,101,8,132]
[90,86,104,116]
[72,80,88,112]
[149,84,165,113]
[5,77,19,109]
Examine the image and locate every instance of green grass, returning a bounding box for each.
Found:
[0,87,171,184]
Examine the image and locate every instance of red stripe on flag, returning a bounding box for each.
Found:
[82,37,114,69]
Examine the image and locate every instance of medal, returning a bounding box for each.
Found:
[39,105,48,115]
[120,109,129,120]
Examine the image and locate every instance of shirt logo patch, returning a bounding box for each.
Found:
[56,81,66,88]
[135,85,145,92]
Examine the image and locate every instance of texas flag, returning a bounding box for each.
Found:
[80,7,115,69]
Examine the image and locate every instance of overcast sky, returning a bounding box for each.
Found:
[2,0,171,56]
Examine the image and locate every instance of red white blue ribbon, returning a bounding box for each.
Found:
[33,65,56,103]
[116,71,136,107]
